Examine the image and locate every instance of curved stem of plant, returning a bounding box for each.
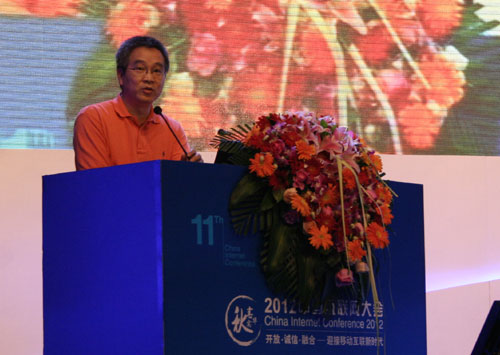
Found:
[336,157,351,270]
[348,44,402,154]
[278,2,300,113]
[367,0,430,89]
[301,3,349,127]
[341,159,381,351]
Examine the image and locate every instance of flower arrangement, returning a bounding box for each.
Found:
[213,111,395,309]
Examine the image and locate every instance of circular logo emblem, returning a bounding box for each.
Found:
[225,295,261,346]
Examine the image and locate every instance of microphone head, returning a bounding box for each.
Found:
[153,106,162,115]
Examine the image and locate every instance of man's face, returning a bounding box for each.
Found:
[118,46,167,108]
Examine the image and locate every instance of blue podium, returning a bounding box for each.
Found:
[43,161,426,354]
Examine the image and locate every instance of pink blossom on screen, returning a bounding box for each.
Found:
[187,32,222,77]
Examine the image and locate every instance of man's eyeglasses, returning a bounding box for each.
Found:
[127,66,165,79]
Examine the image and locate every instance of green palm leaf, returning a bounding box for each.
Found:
[210,124,255,165]
[229,174,267,235]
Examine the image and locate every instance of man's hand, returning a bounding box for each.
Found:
[182,150,203,163]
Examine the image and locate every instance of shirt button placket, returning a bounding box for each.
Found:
[137,124,147,158]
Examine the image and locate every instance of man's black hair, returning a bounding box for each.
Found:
[116,36,169,74]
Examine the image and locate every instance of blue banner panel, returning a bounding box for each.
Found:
[160,162,426,354]
[43,162,165,355]
[43,161,425,354]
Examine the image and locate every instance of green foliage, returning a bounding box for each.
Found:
[452,3,500,48]
[79,0,116,18]
[210,124,255,165]
[192,71,226,99]
[153,25,190,74]
[230,174,267,235]
[438,2,500,155]
[296,254,319,307]
[65,41,118,143]
[260,211,300,301]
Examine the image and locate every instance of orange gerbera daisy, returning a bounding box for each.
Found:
[308,224,333,250]
[417,0,463,40]
[375,184,393,205]
[295,140,316,160]
[397,102,443,149]
[320,184,338,206]
[369,154,383,172]
[291,194,311,217]
[249,152,276,177]
[378,204,394,225]
[366,222,389,249]
[342,168,357,190]
[420,52,465,108]
[347,239,366,262]
[243,125,261,145]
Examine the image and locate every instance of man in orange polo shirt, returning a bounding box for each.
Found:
[73,36,202,171]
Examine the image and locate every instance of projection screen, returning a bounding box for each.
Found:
[0,0,499,155]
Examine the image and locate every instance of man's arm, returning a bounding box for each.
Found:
[73,108,111,170]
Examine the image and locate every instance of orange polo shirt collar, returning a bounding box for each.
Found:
[114,95,161,126]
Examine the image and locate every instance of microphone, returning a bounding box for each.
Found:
[154,106,188,157]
